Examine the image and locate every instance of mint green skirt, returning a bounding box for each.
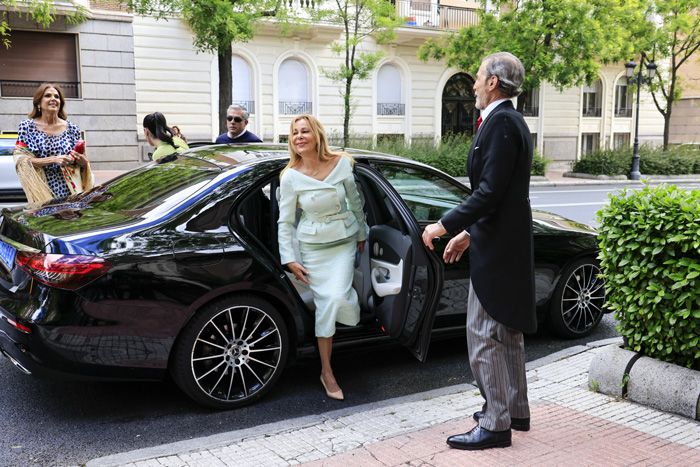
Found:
[299,238,360,337]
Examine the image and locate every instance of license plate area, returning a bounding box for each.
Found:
[0,239,17,272]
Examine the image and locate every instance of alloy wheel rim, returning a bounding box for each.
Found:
[560,264,606,334]
[190,305,282,402]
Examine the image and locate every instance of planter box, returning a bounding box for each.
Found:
[588,344,700,420]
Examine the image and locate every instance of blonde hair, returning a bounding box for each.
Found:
[282,114,352,176]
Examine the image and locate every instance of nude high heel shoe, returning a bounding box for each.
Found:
[320,375,344,400]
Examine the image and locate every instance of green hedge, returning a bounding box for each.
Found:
[597,185,700,369]
[348,134,547,177]
[573,145,700,176]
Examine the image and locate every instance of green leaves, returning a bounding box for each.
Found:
[1,0,87,48]
[418,0,643,92]
[598,184,700,370]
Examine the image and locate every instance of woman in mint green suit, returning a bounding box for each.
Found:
[278,114,367,401]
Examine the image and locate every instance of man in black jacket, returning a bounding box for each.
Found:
[422,52,535,451]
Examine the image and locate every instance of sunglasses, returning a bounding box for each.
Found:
[227,116,244,123]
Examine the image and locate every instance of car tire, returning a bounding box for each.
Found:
[170,295,289,409]
[548,257,606,339]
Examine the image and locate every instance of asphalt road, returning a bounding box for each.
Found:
[1,181,696,466]
[530,181,700,227]
[0,316,620,466]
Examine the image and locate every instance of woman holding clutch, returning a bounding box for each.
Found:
[14,83,92,203]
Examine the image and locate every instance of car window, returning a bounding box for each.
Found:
[373,162,467,222]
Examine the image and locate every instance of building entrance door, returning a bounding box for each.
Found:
[442,73,477,138]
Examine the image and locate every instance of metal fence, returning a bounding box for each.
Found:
[615,107,633,118]
[0,80,80,98]
[394,0,479,30]
[232,100,256,114]
[377,103,405,116]
[522,104,539,117]
[279,101,313,115]
[582,107,602,117]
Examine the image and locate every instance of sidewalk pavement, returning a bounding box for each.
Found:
[87,338,700,467]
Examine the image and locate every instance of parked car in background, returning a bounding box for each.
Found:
[0,134,25,200]
[0,144,607,409]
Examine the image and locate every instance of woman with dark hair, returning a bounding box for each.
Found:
[14,83,93,203]
[142,112,188,161]
[171,125,187,143]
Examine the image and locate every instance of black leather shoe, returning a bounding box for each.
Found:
[446,425,512,450]
[473,411,530,431]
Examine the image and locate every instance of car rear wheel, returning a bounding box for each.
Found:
[171,295,288,409]
[548,258,606,339]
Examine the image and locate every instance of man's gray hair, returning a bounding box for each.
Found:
[227,104,250,120]
[483,52,525,98]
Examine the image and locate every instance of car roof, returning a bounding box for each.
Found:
[181,142,437,173]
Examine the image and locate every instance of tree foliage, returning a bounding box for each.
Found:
[125,0,278,134]
[307,0,400,146]
[634,0,700,149]
[418,0,645,107]
[1,0,86,48]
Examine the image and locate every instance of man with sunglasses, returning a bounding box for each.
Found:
[215,104,262,144]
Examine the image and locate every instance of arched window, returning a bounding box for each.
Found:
[278,58,311,115]
[614,78,631,118]
[582,79,602,117]
[232,55,254,114]
[377,63,404,116]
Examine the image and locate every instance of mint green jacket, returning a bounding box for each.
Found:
[278,155,367,265]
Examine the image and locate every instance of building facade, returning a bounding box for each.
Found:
[1,1,666,170]
[133,0,664,165]
[669,53,700,145]
[0,0,140,169]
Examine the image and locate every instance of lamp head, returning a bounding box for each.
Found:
[646,61,657,79]
[625,60,637,78]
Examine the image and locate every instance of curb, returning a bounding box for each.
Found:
[87,343,592,467]
[588,344,700,420]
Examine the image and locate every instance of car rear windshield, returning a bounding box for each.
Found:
[92,156,222,214]
[20,156,223,233]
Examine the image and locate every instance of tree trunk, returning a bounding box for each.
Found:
[343,77,352,147]
[218,46,232,136]
[663,96,673,150]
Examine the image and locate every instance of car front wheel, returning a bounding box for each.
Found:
[171,295,289,409]
[548,258,606,339]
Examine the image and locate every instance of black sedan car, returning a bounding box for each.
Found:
[0,144,606,408]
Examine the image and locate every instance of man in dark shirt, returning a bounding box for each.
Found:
[215,104,262,144]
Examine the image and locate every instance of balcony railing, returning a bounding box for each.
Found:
[0,80,80,98]
[522,105,539,117]
[232,100,255,114]
[615,107,633,118]
[582,107,602,117]
[279,101,313,115]
[377,103,405,116]
[395,0,479,30]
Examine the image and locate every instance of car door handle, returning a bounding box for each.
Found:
[370,258,403,297]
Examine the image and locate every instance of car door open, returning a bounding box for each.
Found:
[355,164,443,362]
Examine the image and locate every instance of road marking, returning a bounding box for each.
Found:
[532,201,608,208]
[530,188,623,194]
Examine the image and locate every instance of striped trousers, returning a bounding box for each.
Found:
[467,281,530,432]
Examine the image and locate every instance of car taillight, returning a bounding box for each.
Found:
[15,252,111,290]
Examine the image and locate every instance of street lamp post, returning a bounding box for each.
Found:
[625,52,657,180]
